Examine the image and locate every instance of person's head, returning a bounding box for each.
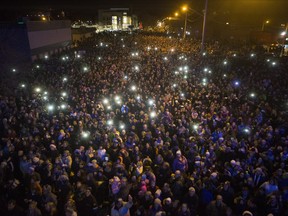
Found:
[43,184,52,194]
[154,198,162,207]
[85,188,92,197]
[29,200,37,209]
[7,200,16,211]
[181,203,188,212]
[216,195,223,206]
[176,150,181,158]
[116,198,123,208]
[164,197,172,205]
[189,187,196,196]
[224,181,230,189]
[242,210,253,216]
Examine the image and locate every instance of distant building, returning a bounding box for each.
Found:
[0,20,72,66]
[98,8,138,31]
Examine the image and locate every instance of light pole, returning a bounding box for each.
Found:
[280,23,288,57]
[182,6,188,39]
[201,0,208,52]
[261,20,269,31]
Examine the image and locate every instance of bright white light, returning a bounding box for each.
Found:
[223,61,227,65]
[244,128,250,133]
[272,62,276,66]
[61,104,66,109]
[135,66,139,71]
[21,84,25,88]
[63,77,67,82]
[135,52,139,56]
[173,83,177,87]
[175,71,179,75]
[83,67,88,72]
[147,46,151,50]
[281,31,286,36]
[123,45,125,48]
[223,74,227,77]
[100,42,103,46]
[47,105,54,111]
[171,48,175,52]
[184,75,187,79]
[131,85,137,91]
[267,59,270,62]
[193,124,199,130]
[77,54,81,58]
[62,57,66,61]
[250,93,256,98]
[35,87,41,93]
[12,68,16,72]
[120,124,125,129]
[124,75,128,79]
[44,91,48,95]
[150,111,156,118]
[107,105,112,110]
[203,78,207,83]
[184,66,188,70]
[148,99,154,105]
[36,65,40,68]
[107,120,113,125]
[204,68,208,72]
[234,81,240,86]
[44,55,48,59]
[98,57,102,60]
[250,53,255,57]
[164,57,168,61]
[43,96,48,100]
[62,92,67,97]
[136,95,141,100]
[82,131,89,138]
[179,67,183,71]
[202,52,206,56]
[103,98,109,104]
[155,47,158,51]
[180,93,185,97]
[233,54,237,57]
[115,96,120,101]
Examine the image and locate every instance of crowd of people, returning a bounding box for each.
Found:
[1,31,288,216]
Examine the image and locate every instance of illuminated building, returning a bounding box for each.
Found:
[98,8,138,31]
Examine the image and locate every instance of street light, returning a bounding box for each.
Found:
[261,20,269,31]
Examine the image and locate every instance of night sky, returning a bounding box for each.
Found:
[1,0,288,28]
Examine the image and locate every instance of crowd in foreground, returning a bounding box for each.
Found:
[1,31,288,216]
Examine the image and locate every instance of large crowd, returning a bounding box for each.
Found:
[1,31,288,216]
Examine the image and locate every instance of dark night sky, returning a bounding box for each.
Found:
[1,0,288,28]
